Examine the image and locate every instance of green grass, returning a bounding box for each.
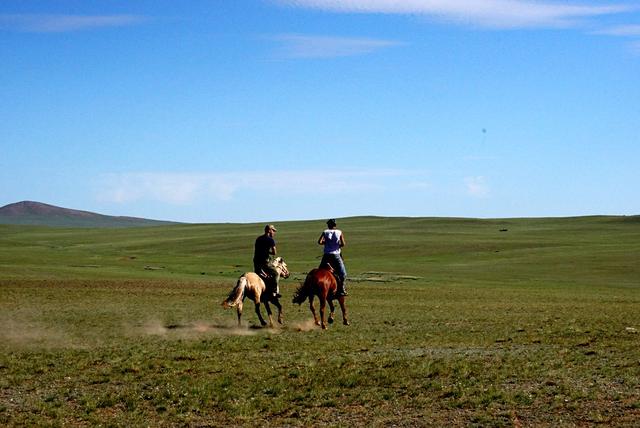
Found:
[1,216,639,426]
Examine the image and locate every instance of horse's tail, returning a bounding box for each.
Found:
[291,283,306,305]
[222,275,247,309]
[292,271,313,305]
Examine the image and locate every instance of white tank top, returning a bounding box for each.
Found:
[323,229,342,254]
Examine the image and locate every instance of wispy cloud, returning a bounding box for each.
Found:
[98,170,428,205]
[593,24,640,36]
[0,14,146,33]
[591,24,640,54]
[274,0,632,29]
[270,34,402,58]
[464,176,490,198]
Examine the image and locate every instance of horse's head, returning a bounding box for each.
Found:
[271,256,290,279]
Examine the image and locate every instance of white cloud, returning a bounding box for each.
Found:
[99,173,233,205]
[274,0,632,29]
[270,34,402,58]
[593,24,640,36]
[0,14,146,33]
[98,170,426,205]
[464,176,490,198]
[591,24,640,54]
[408,181,431,190]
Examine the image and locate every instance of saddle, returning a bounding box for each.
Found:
[258,269,281,298]
[320,262,335,274]
[320,263,341,286]
[320,262,346,296]
[258,269,275,285]
[257,269,269,280]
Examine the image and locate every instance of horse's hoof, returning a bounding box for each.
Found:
[343,320,350,326]
[260,321,267,327]
[321,324,327,330]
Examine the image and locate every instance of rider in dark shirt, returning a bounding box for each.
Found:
[253,224,281,299]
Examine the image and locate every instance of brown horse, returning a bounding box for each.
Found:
[292,267,349,329]
[222,257,290,327]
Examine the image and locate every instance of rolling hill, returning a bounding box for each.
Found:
[0,201,180,227]
[1,214,638,426]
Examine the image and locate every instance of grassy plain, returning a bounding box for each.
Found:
[1,216,639,426]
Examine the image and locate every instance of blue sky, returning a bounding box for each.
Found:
[1,0,639,223]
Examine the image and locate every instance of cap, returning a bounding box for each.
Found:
[265,224,277,232]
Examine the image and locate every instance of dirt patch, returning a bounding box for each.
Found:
[350,271,422,283]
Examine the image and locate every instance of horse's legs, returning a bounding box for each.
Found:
[254,301,268,326]
[337,296,349,326]
[319,296,328,329]
[309,296,320,326]
[264,301,274,327]
[272,299,284,324]
[236,301,243,327]
[328,298,336,324]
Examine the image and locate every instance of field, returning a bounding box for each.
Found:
[1,216,639,426]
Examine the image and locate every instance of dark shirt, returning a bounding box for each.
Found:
[253,234,275,264]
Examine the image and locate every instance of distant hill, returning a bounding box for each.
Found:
[0,201,180,228]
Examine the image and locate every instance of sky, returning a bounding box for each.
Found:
[1,0,639,223]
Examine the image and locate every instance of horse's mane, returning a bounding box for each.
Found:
[267,256,285,271]
[268,256,289,279]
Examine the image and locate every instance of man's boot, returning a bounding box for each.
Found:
[267,277,280,299]
[337,278,348,296]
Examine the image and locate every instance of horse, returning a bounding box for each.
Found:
[292,267,349,329]
[222,257,290,327]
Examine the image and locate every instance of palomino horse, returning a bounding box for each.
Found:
[292,267,349,329]
[222,257,290,327]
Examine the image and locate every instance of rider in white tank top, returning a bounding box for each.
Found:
[317,219,348,296]
[322,229,343,255]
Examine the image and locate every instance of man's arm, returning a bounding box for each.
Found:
[339,233,346,247]
[270,237,277,256]
[317,233,325,245]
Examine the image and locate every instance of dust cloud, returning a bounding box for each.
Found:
[137,319,262,337]
[0,318,76,349]
[291,319,319,332]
